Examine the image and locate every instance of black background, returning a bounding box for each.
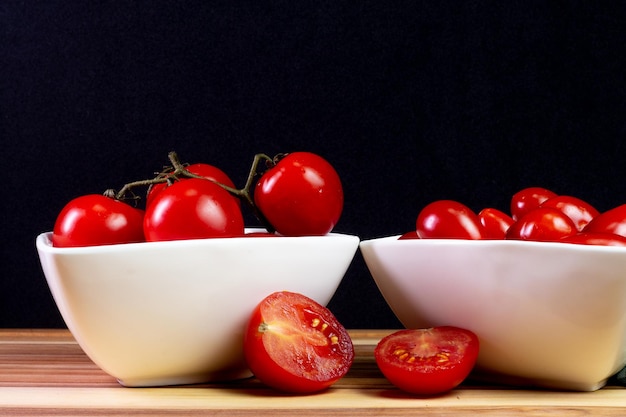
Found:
[2,1,626,329]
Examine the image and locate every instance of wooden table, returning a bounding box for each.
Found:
[0,329,624,416]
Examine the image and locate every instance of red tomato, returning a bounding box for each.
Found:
[415,200,486,239]
[254,152,343,236]
[243,291,354,393]
[583,204,626,238]
[539,195,599,231]
[560,232,626,247]
[398,230,420,240]
[506,207,577,242]
[146,163,237,208]
[52,194,145,247]
[477,208,514,239]
[144,178,244,241]
[510,187,557,221]
[374,327,479,396]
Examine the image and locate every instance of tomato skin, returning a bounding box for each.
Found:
[560,232,626,247]
[539,195,599,231]
[254,152,344,236]
[506,207,577,242]
[243,291,354,394]
[398,230,420,240]
[477,208,514,239]
[583,204,626,238]
[52,194,145,247]
[510,187,557,221]
[146,163,237,208]
[375,327,479,396]
[144,178,244,242]
[416,200,487,239]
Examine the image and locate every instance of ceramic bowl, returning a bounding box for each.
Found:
[360,235,626,391]
[36,229,359,387]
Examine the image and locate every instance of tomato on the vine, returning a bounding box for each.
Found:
[375,327,479,396]
[505,207,577,242]
[243,291,354,393]
[254,152,343,236]
[583,204,626,238]
[510,187,557,221]
[539,195,599,231]
[415,200,486,239]
[143,178,244,241]
[478,208,514,239]
[52,194,145,247]
[145,163,237,208]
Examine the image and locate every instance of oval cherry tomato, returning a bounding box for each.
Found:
[505,207,577,242]
[254,152,343,236]
[560,232,626,247]
[478,208,514,239]
[146,163,237,208]
[144,178,244,241]
[52,194,145,247]
[415,200,486,239]
[583,204,626,238]
[243,291,354,393]
[374,327,479,396]
[510,187,557,221]
[539,195,599,231]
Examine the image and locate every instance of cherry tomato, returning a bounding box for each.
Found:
[374,327,479,396]
[510,187,557,221]
[52,194,145,247]
[539,195,599,231]
[505,207,577,242]
[144,178,244,241]
[560,232,626,247]
[254,152,343,236]
[146,163,237,208]
[243,291,354,393]
[415,200,487,239]
[583,204,626,238]
[478,208,514,239]
[398,230,420,240]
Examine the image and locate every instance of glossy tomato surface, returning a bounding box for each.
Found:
[539,195,599,231]
[52,194,145,247]
[415,200,486,239]
[583,204,626,238]
[510,187,557,221]
[560,232,626,246]
[144,178,244,241]
[477,207,514,239]
[375,327,479,396]
[506,207,577,242]
[254,152,343,236]
[243,291,354,393]
[146,163,237,208]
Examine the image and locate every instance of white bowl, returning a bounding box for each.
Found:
[360,235,626,391]
[36,230,359,387]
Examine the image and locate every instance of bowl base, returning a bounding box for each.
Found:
[470,370,607,392]
[117,369,254,387]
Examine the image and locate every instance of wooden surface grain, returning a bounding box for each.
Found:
[0,329,624,416]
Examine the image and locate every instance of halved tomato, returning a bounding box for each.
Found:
[243,291,354,393]
[375,327,479,396]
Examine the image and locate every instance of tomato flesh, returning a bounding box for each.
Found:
[375,327,479,396]
[243,291,354,393]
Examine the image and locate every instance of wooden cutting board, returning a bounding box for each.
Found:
[0,329,624,416]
